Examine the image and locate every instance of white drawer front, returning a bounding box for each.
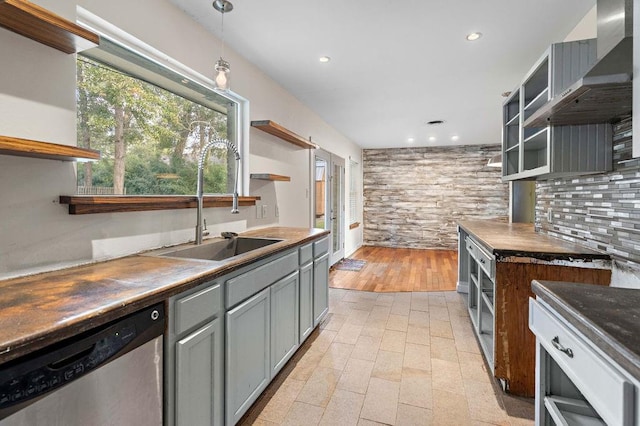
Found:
[465,237,477,259]
[529,298,634,426]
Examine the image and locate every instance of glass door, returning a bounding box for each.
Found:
[314,149,345,266]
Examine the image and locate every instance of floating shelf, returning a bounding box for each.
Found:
[59,195,261,215]
[250,174,291,182]
[251,120,317,149]
[0,135,100,162]
[0,0,99,54]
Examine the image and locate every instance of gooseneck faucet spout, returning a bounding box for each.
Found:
[196,138,241,245]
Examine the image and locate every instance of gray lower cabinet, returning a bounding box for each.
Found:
[175,318,224,426]
[270,271,300,377]
[313,252,330,326]
[299,261,314,342]
[225,287,271,426]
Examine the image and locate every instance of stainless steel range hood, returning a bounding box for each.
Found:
[524,0,633,128]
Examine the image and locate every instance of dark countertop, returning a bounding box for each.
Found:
[458,220,610,261]
[0,227,329,365]
[532,280,640,381]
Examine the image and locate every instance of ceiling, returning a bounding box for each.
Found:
[171,0,595,149]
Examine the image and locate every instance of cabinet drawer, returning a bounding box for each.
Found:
[465,237,477,259]
[175,283,221,335]
[529,298,634,426]
[313,237,329,258]
[299,243,313,265]
[475,245,495,280]
[226,251,298,308]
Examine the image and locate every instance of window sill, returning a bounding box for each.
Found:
[59,195,261,215]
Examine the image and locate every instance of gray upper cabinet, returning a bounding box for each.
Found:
[502,39,613,181]
[313,251,330,327]
[226,287,271,426]
[270,271,300,377]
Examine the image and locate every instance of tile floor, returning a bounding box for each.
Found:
[239,288,535,426]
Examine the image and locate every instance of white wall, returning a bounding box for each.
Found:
[564,5,597,41]
[0,0,362,278]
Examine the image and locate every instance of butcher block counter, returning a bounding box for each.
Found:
[457,220,611,397]
[0,227,328,365]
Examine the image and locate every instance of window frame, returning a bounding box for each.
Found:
[349,158,360,229]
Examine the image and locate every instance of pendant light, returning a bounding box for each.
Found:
[213,0,233,91]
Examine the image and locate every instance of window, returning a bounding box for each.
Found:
[75,10,245,197]
[349,159,359,227]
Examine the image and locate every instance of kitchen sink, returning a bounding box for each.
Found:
[152,237,283,261]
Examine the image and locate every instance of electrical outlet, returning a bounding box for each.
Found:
[262,205,268,218]
[547,208,553,223]
[275,205,279,217]
[256,205,263,219]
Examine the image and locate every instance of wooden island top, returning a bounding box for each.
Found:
[0,227,329,364]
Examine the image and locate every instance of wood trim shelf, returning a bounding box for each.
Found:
[251,120,317,149]
[0,0,99,54]
[59,195,261,215]
[0,135,100,162]
[349,222,360,230]
[250,174,291,182]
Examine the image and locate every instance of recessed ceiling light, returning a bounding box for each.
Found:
[407,138,415,143]
[428,136,436,142]
[466,32,482,41]
[319,56,331,63]
[451,135,460,141]
[181,78,189,84]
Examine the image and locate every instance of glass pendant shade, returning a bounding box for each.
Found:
[214,57,230,91]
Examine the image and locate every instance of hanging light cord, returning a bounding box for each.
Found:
[220,7,225,58]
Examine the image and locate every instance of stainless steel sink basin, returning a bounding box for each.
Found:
[153,237,283,261]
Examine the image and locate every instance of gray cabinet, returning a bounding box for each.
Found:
[313,252,330,327]
[502,39,612,181]
[299,261,314,342]
[270,271,300,377]
[175,318,224,426]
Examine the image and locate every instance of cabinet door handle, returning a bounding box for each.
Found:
[479,259,486,264]
[552,336,574,358]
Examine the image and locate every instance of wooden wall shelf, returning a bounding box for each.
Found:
[59,195,261,215]
[251,120,317,149]
[0,0,99,54]
[250,174,291,182]
[0,135,100,162]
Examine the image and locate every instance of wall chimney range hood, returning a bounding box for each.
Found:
[524,0,633,128]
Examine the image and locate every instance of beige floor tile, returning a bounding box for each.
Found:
[323,313,348,332]
[335,323,364,345]
[281,401,325,426]
[330,300,358,316]
[386,314,410,332]
[370,305,392,320]
[464,380,511,425]
[410,298,430,312]
[319,389,365,426]
[360,377,400,425]
[403,343,431,371]
[458,351,490,382]
[351,334,382,362]
[319,342,355,370]
[429,319,454,339]
[353,300,376,312]
[399,368,433,409]
[408,310,430,327]
[395,403,433,425]
[258,378,306,423]
[372,350,404,382]
[337,358,375,394]
[289,349,325,381]
[406,325,431,346]
[296,367,342,407]
[361,325,386,338]
[376,294,396,306]
[347,309,371,326]
[380,329,407,353]
[395,293,412,303]
[365,317,389,330]
[248,418,279,426]
[428,306,450,322]
[357,419,388,426]
[453,329,481,355]
[508,416,535,426]
[432,389,471,425]
[430,336,459,362]
[431,359,465,395]
[391,302,411,316]
[310,329,338,354]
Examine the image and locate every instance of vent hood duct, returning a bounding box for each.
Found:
[524,0,632,128]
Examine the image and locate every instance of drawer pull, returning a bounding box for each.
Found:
[479,259,486,264]
[552,336,574,358]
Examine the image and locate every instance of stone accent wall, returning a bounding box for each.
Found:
[536,116,640,269]
[363,144,508,249]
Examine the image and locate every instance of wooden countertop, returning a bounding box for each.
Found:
[0,227,329,364]
[458,220,609,261]
[532,280,640,381]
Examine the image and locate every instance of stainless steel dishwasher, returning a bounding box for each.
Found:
[0,303,164,426]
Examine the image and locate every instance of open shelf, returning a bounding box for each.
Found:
[250,173,291,182]
[0,0,99,54]
[505,114,520,127]
[523,87,549,113]
[0,135,100,162]
[251,120,317,149]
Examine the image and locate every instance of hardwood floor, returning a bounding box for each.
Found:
[330,246,458,292]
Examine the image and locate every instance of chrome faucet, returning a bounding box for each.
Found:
[196,138,240,245]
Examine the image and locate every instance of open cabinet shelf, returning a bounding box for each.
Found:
[0,135,100,162]
[251,120,317,149]
[0,0,99,54]
[250,174,291,182]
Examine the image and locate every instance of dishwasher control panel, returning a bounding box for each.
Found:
[0,303,164,413]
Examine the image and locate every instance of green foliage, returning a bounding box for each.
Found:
[76,58,230,195]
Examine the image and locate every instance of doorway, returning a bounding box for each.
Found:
[314,149,345,266]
